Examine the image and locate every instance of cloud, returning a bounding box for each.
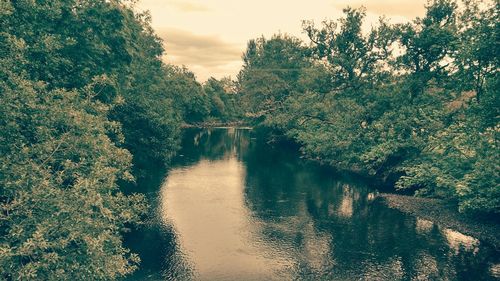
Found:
[136,0,210,13]
[156,27,244,80]
[331,0,427,19]
[169,1,210,12]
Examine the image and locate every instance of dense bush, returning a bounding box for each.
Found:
[0,53,147,279]
[0,0,202,278]
[238,0,499,215]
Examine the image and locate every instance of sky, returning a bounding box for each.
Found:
[135,0,428,82]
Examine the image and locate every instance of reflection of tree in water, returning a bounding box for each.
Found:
[126,128,250,279]
[124,221,195,281]
[241,132,498,281]
[173,128,250,166]
[127,128,498,281]
[123,167,194,281]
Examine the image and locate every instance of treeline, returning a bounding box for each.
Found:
[0,0,236,279]
[237,0,499,215]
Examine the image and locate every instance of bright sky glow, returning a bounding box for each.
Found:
[135,0,427,82]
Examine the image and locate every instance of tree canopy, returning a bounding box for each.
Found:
[0,0,212,279]
[238,0,499,215]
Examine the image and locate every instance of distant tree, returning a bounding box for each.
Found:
[238,34,309,127]
[204,77,240,121]
[163,65,210,123]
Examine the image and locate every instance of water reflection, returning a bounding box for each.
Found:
[161,158,291,280]
[126,128,499,281]
[443,228,480,255]
[490,264,500,278]
[415,218,434,234]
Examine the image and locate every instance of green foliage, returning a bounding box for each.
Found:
[2,0,188,168]
[203,77,241,122]
[162,65,210,123]
[395,0,459,99]
[397,90,500,214]
[111,28,183,166]
[0,0,201,278]
[112,89,181,167]
[239,0,499,215]
[238,34,309,124]
[303,7,397,93]
[3,0,133,90]
[454,0,499,101]
[0,69,147,280]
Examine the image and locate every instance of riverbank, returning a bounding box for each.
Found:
[377,193,500,250]
[181,120,250,128]
[288,136,500,250]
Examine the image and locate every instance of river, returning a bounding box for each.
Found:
[125,128,499,281]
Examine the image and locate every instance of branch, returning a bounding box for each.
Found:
[40,134,68,166]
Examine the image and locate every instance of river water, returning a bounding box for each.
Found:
[125,128,499,281]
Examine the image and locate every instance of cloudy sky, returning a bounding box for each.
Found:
[135,0,428,82]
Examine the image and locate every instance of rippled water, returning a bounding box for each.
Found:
[125,128,499,281]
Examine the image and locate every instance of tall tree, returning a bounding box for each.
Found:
[453,0,499,102]
[395,0,459,100]
[238,34,309,126]
[303,7,396,94]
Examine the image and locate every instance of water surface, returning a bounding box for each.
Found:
[125,128,499,280]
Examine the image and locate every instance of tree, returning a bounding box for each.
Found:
[163,65,210,123]
[3,0,185,169]
[203,77,241,121]
[237,1,499,215]
[393,0,500,214]
[0,0,192,278]
[0,41,147,278]
[395,0,459,100]
[453,0,499,102]
[303,7,396,93]
[2,0,133,91]
[238,34,309,128]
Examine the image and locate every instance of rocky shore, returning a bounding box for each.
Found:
[378,193,500,251]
